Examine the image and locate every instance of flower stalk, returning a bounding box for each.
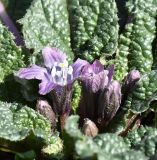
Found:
[0,1,24,46]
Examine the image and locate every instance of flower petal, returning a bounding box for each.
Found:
[92,60,104,74]
[39,81,56,95]
[81,63,93,77]
[42,47,67,69]
[16,65,47,80]
[81,60,104,77]
[107,65,114,82]
[98,80,121,121]
[72,58,89,78]
[81,70,109,93]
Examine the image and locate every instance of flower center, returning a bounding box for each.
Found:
[51,60,73,86]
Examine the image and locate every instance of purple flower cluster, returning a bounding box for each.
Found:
[17,47,140,130]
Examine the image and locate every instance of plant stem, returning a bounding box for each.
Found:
[0,1,24,46]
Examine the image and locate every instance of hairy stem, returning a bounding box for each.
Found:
[0,1,24,46]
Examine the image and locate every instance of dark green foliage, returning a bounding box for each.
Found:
[20,0,73,62]
[1,0,157,159]
[0,101,51,153]
[67,0,119,62]
[0,21,26,103]
[126,126,157,157]
[115,0,157,80]
[63,115,148,160]
[15,150,36,160]
[124,70,157,113]
[0,21,25,82]
[71,81,82,114]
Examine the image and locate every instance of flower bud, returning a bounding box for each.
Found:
[123,70,140,91]
[36,99,56,131]
[98,81,121,126]
[82,118,98,137]
[122,70,140,103]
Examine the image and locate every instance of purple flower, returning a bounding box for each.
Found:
[17,47,88,95]
[78,60,115,124]
[17,47,88,130]
[81,60,114,93]
[98,80,121,126]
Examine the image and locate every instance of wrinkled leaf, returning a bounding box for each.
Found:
[20,0,73,63]
[0,101,51,152]
[42,134,63,160]
[126,126,157,157]
[115,0,157,80]
[124,70,157,113]
[67,0,118,62]
[63,116,83,159]
[0,21,25,82]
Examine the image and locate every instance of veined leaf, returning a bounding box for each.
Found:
[20,0,73,62]
[115,0,157,80]
[67,0,119,62]
[0,21,25,83]
[0,101,51,152]
[63,115,146,160]
[126,126,157,157]
[0,21,26,103]
[124,70,157,113]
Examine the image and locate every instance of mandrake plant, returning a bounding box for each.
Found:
[0,0,157,159]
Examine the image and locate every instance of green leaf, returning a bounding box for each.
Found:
[94,133,129,154]
[71,81,82,114]
[126,126,157,157]
[63,115,83,159]
[75,133,145,160]
[20,0,73,62]
[124,70,157,113]
[15,150,36,160]
[0,21,25,83]
[0,21,26,103]
[112,150,148,160]
[67,0,119,62]
[74,138,100,160]
[42,134,63,160]
[115,0,157,80]
[0,101,51,153]
[63,116,141,160]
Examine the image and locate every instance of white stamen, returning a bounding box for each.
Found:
[51,60,73,86]
[68,66,73,74]
[51,66,56,77]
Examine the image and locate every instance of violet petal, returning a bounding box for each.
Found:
[42,47,67,69]
[39,81,56,95]
[17,65,47,80]
[98,80,121,123]
[92,60,104,74]
[82,70,109,93]
[72,58,89,78]
[108,65,114,82]
[81,60,104,77]
[81,63,93,77]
